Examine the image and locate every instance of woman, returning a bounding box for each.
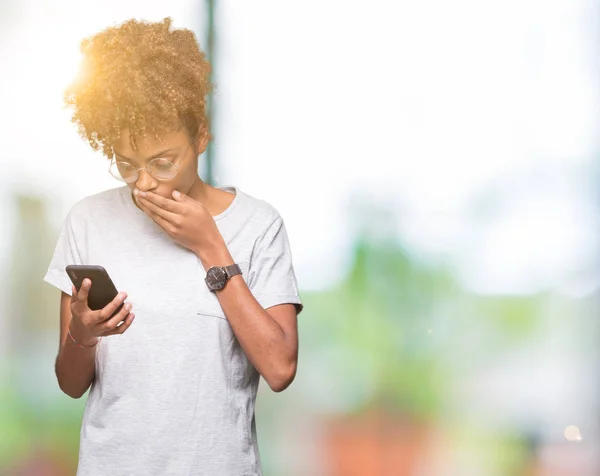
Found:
[43,17,302,476]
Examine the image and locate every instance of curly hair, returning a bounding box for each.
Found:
[65,17,212,158]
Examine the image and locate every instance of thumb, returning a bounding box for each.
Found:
[172,190,186,201]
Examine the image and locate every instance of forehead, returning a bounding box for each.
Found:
[113,128,189,158]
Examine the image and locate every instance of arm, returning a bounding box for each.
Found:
[55,292,96,399]
[55,283,134,399]
[199,247,299,393]
[132,190,300,391]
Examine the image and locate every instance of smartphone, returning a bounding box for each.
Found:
[66,265,124,317]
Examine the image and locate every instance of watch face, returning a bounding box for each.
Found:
[206,267,227,290]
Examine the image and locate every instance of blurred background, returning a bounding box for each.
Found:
[1,0,599,475]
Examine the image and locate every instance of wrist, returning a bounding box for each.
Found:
[195,241,234,270]
[68,323,98,348]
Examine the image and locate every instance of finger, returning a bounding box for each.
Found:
[150,211,176,235]
[97,301,132,333]
[138,190,183,213]
[77,278,92,305]
[172,189,187,201]
[70,285,78,303]
[137,195,180,225]
[102,312,135,336]
[97,291,128,320]
[137,200,177,235]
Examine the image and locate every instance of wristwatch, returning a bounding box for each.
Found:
[205,264,242,291]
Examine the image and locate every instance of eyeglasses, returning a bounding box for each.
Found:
[109,143,192,183]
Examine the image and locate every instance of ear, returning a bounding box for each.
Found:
[194,126,210,155]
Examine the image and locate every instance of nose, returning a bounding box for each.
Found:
[134,169,157,192]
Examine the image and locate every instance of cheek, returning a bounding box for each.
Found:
[156,173,193,198]
[177,168,197,189]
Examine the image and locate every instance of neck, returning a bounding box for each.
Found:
[187,176,210,204]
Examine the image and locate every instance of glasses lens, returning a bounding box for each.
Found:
[110,161,137,183]
[148,158,178,180]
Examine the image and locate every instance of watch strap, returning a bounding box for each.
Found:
[224,263,242,279]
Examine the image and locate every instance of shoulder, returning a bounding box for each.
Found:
[231,187,283,232]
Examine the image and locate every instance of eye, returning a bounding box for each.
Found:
[113,161,137,175]
[150,158,174,170]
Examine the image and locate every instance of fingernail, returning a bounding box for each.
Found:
[133,188,138,195]
[173,190,180,198]
[125,302,132,310]
[139,191,146,197]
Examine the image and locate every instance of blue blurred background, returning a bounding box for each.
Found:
[1,1,599,475]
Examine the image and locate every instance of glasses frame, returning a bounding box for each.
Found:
[109,142,193,184]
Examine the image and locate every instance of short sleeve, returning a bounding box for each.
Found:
[248,216,303,315]
[42,206,86,296]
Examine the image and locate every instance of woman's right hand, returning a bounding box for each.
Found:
[69,278,135,346]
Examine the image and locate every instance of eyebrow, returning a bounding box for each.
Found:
[113,147,179,163]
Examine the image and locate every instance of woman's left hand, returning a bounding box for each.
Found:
[135,189,224,257]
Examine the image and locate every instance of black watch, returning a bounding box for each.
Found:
[205,264,242,291]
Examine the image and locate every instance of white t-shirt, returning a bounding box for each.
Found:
[43,185,303,476]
